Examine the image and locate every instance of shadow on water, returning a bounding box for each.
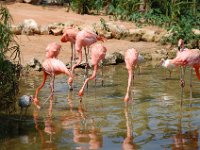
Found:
[1,63,200,149]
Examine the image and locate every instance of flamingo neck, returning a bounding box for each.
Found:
[124,69,133,102]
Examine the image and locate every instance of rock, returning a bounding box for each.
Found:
[48,22,65,35]
[167,48,177,59]
[151,49,168,61]
[40,25,49,35]
[141,29,156,42]
[106,22,128,39]
[127,28,143,42]
[20,19,40,35]
[27,58,42,71]
[34,63,42,71]
[151,53,164,61]
[192,29,200,35]
[11,25,22,35]
[154,31,167,42]
[27,58,36,67]
[24,0,41,4]
[103,52,124,65]
[50,28,63,36]
[104,31,112,39]
[140,52,152,61]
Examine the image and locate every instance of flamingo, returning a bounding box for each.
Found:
[160,58,176,79]
[78,43,107,97]
[33,43,73,109]
[169,48,200,86]
[71,30,105,73]
[166,39,200,88]
[45,42,61,58]
[61,26,79,67]
[124,48,139,102]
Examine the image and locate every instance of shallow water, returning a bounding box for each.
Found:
[1,63,200,150]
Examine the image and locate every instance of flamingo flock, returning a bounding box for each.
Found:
[31,25,200,109]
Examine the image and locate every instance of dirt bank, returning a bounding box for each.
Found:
[6,2,167,66]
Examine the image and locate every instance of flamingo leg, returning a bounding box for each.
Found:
[163,68,166,79]
[180,66,186,88]
[169,70,172,79]
[72,43,76,64]
[84,47,89,89]
[132,68,134,87]
[70,42,74,68]
[137,64,141,75]
[180,66,186,106]
[34,71,47,108]
[101,64,104,87]
[72,51,82,73]
[95,76,97,90]
[50,74,55,96]
[190,68,193,100]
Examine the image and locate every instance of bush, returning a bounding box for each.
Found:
[0,5,21,113]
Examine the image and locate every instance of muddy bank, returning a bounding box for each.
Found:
[6,3,177,69]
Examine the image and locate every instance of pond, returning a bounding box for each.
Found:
[0,62,200,150]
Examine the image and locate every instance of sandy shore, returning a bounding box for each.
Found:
[6,3,166,66]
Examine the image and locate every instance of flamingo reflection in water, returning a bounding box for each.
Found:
[122,103,136,150]
[171,100,199,150]
[33,95,58,149]
[61,92,103,149]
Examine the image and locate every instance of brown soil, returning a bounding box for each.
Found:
[5,2,167,66]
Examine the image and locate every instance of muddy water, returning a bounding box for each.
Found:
[1,63,200,150]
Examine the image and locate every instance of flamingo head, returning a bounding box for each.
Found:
[78,89,84,97]
[33,97,41,109]
[97,35,107,42]
[160,58,165,66]
[68,77,73,91]
[61,33,69,42]
[45,42,61,58]
[124,95,129,102]
[178,39,184,51]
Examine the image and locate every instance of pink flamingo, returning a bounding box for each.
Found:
[78,43,107,97]
[61,26,79,67]
[170,48,200,86]
[124,48,139,102]
[160,58,176,79]
[33,43,73,109]
[167,39,200,88]
[72,30,105,73]
[45,42,61,58]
